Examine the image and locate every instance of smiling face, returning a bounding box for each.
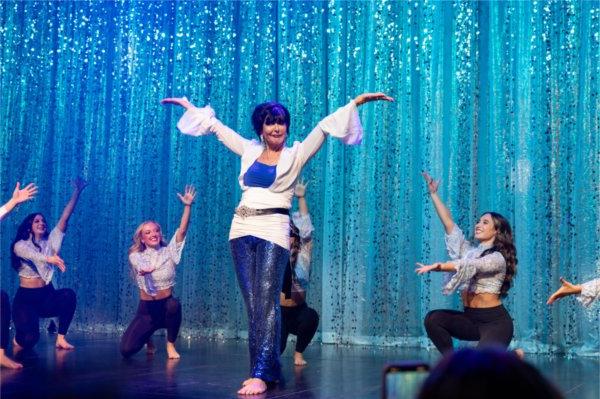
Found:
[30,214,47,240]
[474,213,497,244]
[251,102,291,149]
[261,120,288,150]
[139,222,163,250]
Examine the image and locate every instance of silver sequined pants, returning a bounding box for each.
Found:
[230,235,290,382]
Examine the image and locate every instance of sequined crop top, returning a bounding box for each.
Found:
[128,231,185,296]
[442,225,507,295]
[13,227,65,284]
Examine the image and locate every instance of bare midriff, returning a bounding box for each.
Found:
[139,287,173,301]
[462,291,502,308]
[19,276,46,288]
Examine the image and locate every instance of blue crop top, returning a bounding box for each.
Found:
[243,160,276,188]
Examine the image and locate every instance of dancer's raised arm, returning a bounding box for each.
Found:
[56,177,88,233]
[175,185,196,243]
[299,92,394,164]
[161,97,249,156]
[422,171,454,234]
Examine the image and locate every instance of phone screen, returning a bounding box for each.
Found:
[383,364,429,399]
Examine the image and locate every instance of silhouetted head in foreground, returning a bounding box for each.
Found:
[417,348,564,399]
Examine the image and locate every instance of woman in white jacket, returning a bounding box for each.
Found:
[162,92,392,394]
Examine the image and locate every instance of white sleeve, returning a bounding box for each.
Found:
[577,278,600,307]
[48,227,65,254]
[299,100,364,164]
[177,105,251,156]
[291,212,314,240]
[442,252,506,295]
[14,241,47,263]
[445,225,473,260]
[129,252,153,273]
[167,231,186,265]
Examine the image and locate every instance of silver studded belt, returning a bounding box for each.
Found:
[235,205,289,218]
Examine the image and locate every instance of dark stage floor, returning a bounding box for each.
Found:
[1,332,598,399]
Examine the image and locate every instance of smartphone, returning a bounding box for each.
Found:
[382,361,430,399]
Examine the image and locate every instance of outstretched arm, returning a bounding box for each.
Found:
[353,92,395,106]
[0,182,38,220]
[161,97,249,156]
[547,278,582,305]
[160,97,194,111]
[422,171,454,234]
[175,185,196,243]
[301,92,394,163]
[56,177,88,233]
[415,261,457,275]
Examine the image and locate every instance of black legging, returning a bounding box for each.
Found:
[280,302,319,354]
[12,284,76,350]
[424,305,513,354]
[1,290,11,350]
[120,296,181,358]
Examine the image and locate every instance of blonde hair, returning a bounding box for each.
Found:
[128,220,167,255]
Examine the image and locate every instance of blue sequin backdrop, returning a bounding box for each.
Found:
[0,1,598,355]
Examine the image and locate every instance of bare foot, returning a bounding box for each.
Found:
[237,378,267,395]
[294,351,307,366]
[242,378,253,386]
[166,342,180,359]
[514,348,525,360]
[55,334,75,350]
[0,349,23,369]
[146,338,156,355]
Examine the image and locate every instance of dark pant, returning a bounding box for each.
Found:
[120,296,182,358]
[280,302,319,354]
[1,290,11,350]
[424,305,513,354]
[12,284,76,349]
[230,236,289,382]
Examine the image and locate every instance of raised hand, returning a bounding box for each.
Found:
[353,92,395,106]
[294,179,308,198]
[12,182,38,205]
[72,177,89,193]
[547,278,582,305]
[422,171,440,194]
[160,97,195,110]
[177,185,196,206]
[47,254,66,272]
[415,262,441,275]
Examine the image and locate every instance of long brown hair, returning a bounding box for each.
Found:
[480,212,517,297]
[11,213,49,271]
[128,220,167,255]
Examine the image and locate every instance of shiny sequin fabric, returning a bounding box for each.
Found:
[230,236,290,382]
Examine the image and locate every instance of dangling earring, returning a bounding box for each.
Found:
[260,135,265,146]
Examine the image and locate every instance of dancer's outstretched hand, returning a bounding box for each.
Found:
[547,277,582,304]
[72,176,89,193]
[422,171,440,194]
[177,185,196,206]
[415,262,441,275]
[161,97,195,110]
[12,182,38,204]
[47,254,66,272]
[353,92,394,106]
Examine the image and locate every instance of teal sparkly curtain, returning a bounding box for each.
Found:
[0,1,598,355]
